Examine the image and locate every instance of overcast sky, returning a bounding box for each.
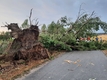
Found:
[0,0,107,32]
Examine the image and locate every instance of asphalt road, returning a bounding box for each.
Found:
[16,51,107,80]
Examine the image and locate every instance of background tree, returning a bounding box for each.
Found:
[41,24,46,34]
[47,21,56,34]
[21,19,29,29]
[0,32,10,40]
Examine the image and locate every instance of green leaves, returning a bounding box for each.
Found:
[39,12,107,51]
[72,13,107,37]
[0,32,11,40]
[21,19,29,29]
[39,34,72,51]
[41,24,46,33]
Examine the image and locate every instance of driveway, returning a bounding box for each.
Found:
[16,51,107,80]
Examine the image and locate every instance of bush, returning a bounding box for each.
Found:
[74,41,101,51]
[0,32,11,40]
[101,41,107,50]
[39,35,54,49]
[0,41,9,54]
[39,35,72,51]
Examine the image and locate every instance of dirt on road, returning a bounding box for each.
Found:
[103,50,107,57]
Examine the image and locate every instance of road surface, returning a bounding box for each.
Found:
[16,51,107,80]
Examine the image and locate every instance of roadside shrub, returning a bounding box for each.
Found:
[0,41,9,54]
[39,35,72,51]
[75,41,98,51]
[0,32,11,40]
[39,35,54,49]
[54,40,72,51]
[101,41,107,50]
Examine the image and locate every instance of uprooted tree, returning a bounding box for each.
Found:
[0,9,50,65]
[0,23,50,65]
